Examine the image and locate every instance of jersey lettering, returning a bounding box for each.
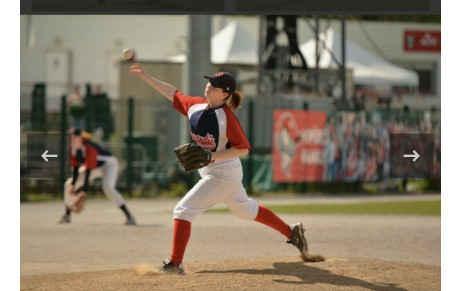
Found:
[190,133,216,150]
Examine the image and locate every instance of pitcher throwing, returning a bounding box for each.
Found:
[130,63,323,275]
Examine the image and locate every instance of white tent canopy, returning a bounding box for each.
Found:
[169,21,258,65]
[300,28,419,87]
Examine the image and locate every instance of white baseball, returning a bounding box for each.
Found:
[122,48,134,60]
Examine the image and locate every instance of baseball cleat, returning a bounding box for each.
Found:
[159,259,185,275]
[287,222,309,260]
[59,214,71,224]
[125,215,136,225]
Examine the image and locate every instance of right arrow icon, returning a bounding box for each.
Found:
[403,150,420,162]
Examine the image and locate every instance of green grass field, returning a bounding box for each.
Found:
[207,200,441,215]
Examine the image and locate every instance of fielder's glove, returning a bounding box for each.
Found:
[174,142,212,172]
[73,196,86,214]
[70,192,86,214]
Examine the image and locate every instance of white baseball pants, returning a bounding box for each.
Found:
[173,158,259,222]
[64,156,125,207]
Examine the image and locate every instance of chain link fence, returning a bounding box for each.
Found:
[20,86,440,198]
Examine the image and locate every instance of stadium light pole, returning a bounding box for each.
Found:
[315,16,320,94]
[341,16,347,102]
[181,15,212,145]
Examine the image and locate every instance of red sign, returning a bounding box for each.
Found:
[404,30,441,52]
[272,110,327,182]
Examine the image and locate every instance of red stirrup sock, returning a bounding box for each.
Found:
[254,205,292,239]
[170,219,191,266]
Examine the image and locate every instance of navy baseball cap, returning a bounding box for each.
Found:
[204,72,236,95]
[69,128,82,136]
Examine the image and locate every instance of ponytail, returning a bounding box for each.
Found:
[81,131,92,143]
[226,90,244,111]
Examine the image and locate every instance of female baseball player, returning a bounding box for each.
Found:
[59,128,136,225]
[130,63,320,275]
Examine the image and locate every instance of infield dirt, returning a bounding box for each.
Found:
[21,194,440,290]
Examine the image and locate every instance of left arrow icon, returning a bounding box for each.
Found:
[41,150,58,162]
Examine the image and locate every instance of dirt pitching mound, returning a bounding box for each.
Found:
[21,257,440,290]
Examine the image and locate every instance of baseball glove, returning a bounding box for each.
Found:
[174,142,212,172]
[69,192,86,214]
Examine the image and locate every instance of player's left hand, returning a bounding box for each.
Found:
[174,142,212,172]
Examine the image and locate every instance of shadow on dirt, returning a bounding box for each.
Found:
[199,261,407,291]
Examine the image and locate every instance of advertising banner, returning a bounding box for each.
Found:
[404,30,441,52]
[272,110,327,182]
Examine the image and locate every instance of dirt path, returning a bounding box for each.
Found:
[21,257,440,291]
[21,195,441,290]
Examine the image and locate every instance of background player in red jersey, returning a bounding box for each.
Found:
[130,63,323,275]
[59,128,136,225]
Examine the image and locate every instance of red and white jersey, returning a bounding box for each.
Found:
[70,141,112,170]
[173,90,251,153]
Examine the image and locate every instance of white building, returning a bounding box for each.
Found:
[295,18,441,97]
[20,15,440,111]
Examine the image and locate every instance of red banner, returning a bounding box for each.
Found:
[272,110,327,182]
[404,30,441,52]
